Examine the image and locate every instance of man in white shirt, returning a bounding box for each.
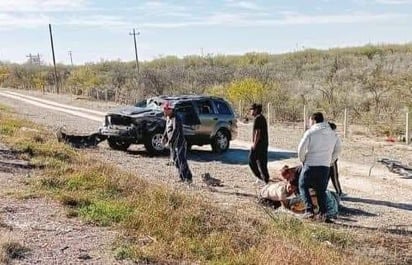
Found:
[297,112,341,222]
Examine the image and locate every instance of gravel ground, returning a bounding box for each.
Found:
[0,143,133,265]
[0,88,411,264]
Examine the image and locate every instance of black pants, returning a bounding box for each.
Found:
[171,143,192,182]
[249,146,270,183]
[330,160,343,195]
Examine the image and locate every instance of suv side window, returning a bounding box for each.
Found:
[214,100,232,115]
[196,100,214,115]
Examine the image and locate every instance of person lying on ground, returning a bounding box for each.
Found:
[288,189,340,220]
[259,165,340,220]
[259,184,340,220]
[258,180,296,209]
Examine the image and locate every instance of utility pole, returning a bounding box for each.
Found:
[129,28,140,74]
[49,24,59,94]
[68,50,73,66]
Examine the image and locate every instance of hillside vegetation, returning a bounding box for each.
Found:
[1,44,411,128]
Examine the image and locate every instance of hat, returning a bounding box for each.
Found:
[162,101,174,111]
[249,103,262,111]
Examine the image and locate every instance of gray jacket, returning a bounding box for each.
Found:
[164,114,185,148]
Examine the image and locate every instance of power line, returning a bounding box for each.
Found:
[129,28,140,74]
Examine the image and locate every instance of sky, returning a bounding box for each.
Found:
[0,0,411,65]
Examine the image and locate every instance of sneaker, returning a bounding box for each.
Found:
[301,211,315,219]
[185,179,193,184]
[255,179,266,185]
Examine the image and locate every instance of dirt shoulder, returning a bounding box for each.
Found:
[0,143,133,265]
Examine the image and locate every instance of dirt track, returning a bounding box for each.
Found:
[0,88,411,264]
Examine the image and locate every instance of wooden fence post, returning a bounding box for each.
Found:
[267,102,271,126]
[343,108,348,139]
[406,112,410,145]
[238,100,243,119]
[303,105,307,132]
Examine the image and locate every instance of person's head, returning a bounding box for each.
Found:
[328,122,337,131]
[309,112,324,126]
[249,103,262,117]
[280,165,296,181]
[162,101,174,117]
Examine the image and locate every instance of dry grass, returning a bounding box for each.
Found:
[0,106,376,264]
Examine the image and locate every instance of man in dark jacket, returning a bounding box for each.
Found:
[162,101,193,183]
[248,103,270,184]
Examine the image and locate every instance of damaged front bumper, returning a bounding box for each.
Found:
[99,125,141,141]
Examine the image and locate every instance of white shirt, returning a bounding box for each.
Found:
[297,122,341,167]
[260,182,289,201]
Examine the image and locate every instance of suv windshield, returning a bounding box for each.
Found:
[136,97,165,110]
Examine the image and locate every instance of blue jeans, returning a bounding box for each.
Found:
[298,165,330,215]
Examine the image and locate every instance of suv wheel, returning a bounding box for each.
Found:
[107,137,131,151]
[144,130,166,155]
[212,130,230,153]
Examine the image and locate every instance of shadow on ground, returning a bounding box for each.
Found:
[342,197,412,211]
[188,148,297,165]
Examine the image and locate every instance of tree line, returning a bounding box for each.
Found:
[1,43,411,134]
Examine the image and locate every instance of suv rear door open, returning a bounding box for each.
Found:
[194,99,218,142]
[174,101,200,141]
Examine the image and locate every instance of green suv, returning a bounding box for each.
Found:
[99,95,238,155]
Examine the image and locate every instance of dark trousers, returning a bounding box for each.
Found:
[298,165,330,215]
[171,143,192,181]
[330,160,343,195]
[249,146,270,183]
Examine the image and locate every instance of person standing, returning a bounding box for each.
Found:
[162,101,193,183]
[248,103,270,184]
[328,122,344,196]
[297,112,341,222]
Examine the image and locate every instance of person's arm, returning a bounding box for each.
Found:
[252,116,262,149]
[253,129,261,149]
[297,131,310,163]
